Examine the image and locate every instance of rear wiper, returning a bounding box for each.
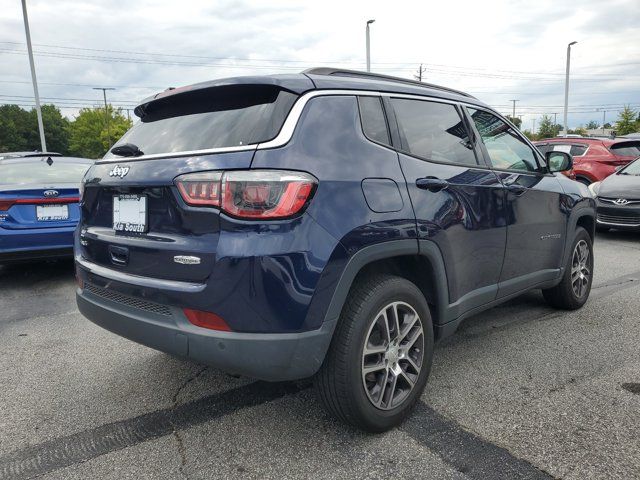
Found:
[111,143,144,157]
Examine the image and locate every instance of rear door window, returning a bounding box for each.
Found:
[105,85,298,159]
[391,98,478,166]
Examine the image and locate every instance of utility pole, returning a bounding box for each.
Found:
[563,41,577,137]
[93,87,116,146]
[532,118,536,135]
[366,19,375,72]
[414,64,426,82]
[600,109,606,134]
[125,108,131,121]
[21,0,46,152]
[553,112,558,126]
[510,99,518,119]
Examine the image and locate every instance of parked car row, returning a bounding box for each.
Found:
[533,137,640,185]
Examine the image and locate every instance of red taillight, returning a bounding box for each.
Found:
[175,170,316,219]
[0,200,14,211]
[183,308,231,331]
[175,172,223,206]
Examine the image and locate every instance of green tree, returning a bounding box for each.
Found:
[604,122,612,129]
[68,106,132,159]
[522,129,536,141]
[585,120,599,130]
[537,115,556,139]
[568,127,587,136]
[0,104,31,151]
[615,105,638,136]
[36,105,70,154]
[506,115,522,129]
[0,104,70,154]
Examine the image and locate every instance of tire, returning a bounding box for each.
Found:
[314,274,434,432]
[542,226,593,310]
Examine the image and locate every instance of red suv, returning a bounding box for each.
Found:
[534,137,640,185]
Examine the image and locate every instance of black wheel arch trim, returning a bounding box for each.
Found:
[321,239,451,332]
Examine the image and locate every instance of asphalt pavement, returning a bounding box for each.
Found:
[0,230,638,479]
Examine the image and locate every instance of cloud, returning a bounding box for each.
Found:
[0,0,638,128]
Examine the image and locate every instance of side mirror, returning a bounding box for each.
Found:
[546,151,573,173]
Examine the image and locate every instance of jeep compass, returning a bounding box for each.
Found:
[75,69,596,431]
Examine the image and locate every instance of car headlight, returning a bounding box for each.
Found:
[588,181,601,197]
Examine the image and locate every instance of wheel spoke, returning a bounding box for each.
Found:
[363,362,386,376]
[363,344,386,356]
[389,303,401,341]
[402,356,421,374]
[399,312,419,342]
[399,370,415,388]
[376,368,390,407]
[379,311,391,344]
[385,373,399,407]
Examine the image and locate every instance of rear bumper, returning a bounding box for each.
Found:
[76,286,336,381]
[0,225,75,260]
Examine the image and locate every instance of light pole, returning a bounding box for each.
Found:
[563,41,577,137]
[93,87,116,146]
[21,0,46,152]
[366,19,375,72]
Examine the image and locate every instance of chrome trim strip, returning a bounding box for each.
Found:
[256,89,383,150]
[76,255,206,292]
[596,219,640,227]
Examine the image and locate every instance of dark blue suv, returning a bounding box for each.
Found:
[75,69,595,431]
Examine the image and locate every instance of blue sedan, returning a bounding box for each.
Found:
[0,154,92,263]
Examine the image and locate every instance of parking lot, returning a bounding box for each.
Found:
[0,231,638,480]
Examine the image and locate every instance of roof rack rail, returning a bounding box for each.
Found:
[303,68,475,99]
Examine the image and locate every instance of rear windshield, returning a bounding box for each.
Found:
[0,160,91,185]
[610,142,640,157]
[104,85,298,159]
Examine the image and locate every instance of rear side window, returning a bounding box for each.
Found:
[391,98,477,165]
[105,85,298,159]
[610,142,640,157]
[0,161,91,185]
[552,144,587,156]
[358,96,390,146]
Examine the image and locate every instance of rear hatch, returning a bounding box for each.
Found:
[78,83,301,283]
[0,159,90,230]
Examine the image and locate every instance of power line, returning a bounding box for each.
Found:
[2,40,639,74]
[1,46,638,82]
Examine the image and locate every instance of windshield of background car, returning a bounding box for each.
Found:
[620,158,640,175]
[104,85,298,159]
[0,160,91,185]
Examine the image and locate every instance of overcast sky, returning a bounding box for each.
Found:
[1,0,639,130]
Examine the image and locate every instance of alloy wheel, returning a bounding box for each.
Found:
[361,301,424,410]
[571,239,591,298]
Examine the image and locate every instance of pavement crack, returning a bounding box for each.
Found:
[170,366,208,480]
